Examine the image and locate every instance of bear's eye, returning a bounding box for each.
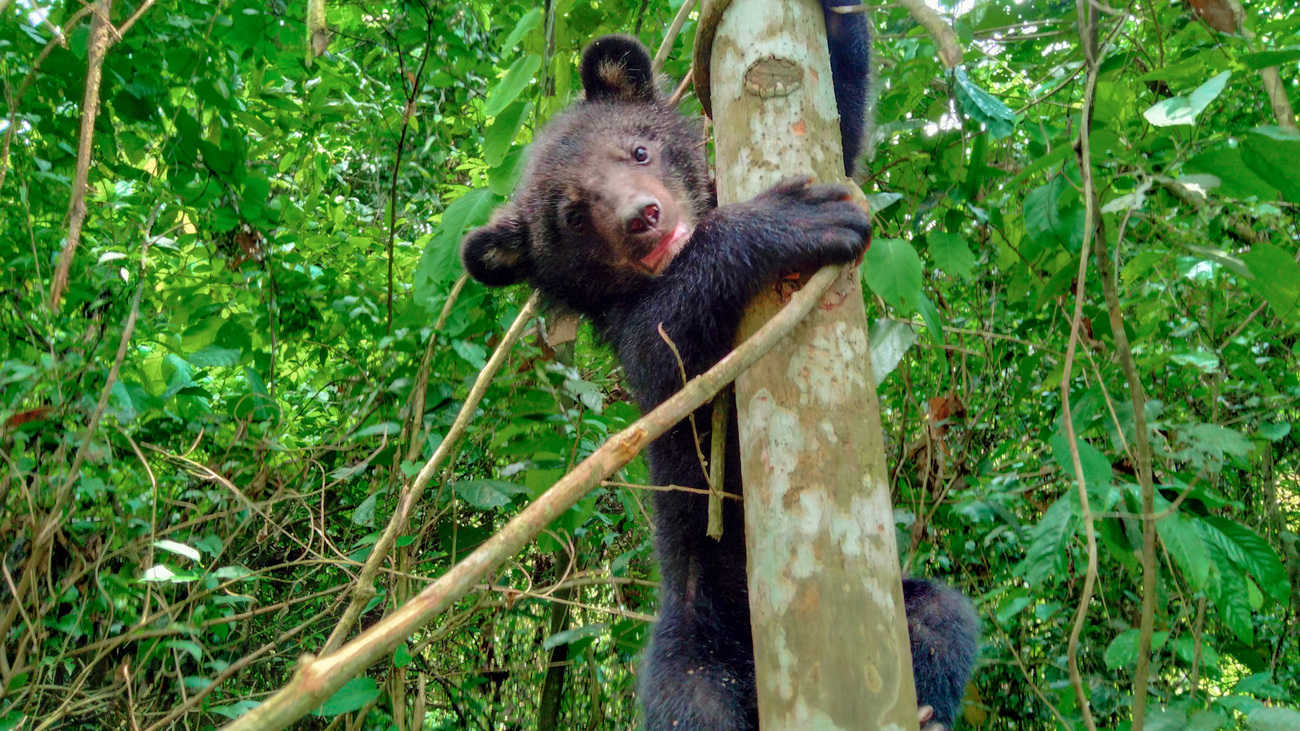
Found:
[632,146,650,164]
[563,207,586,230]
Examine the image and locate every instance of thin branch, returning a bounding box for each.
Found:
[1061,3,1102,731]
[652,0,697,76]
[323,292,542,654]
[48,0,114,310]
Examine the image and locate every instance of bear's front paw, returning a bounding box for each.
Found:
[757,177,871,265]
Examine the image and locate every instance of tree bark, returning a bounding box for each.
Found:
[707,1,919,728]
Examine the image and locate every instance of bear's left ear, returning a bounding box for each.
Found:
[461,207,533,287]
[580,35,658,103]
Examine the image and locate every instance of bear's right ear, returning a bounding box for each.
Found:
[461,209,532,287]
[580,35,657,103]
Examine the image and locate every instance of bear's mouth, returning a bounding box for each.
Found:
[638,221,692,275]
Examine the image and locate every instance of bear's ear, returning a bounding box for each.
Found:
[580,35,657,103]
[461,209,532,287]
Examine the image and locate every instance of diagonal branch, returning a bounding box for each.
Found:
[221,263,847,731]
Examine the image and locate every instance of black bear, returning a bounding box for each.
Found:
[461,6,978,730]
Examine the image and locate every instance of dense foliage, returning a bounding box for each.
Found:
[1,0,1297,729]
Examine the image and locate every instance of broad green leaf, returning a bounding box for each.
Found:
[314,677,380,717]
[914,290,948,371]
[1235,673,1290,701]
[1104,628,1169,669]
[1021,497,1075,586]
[1142,71,1230,126]
[1146,709,1188,731]
[1157,512,1210,590]
[394,643,413,668]
[210,700,260,720]
[352,492,378,526]
[1206,538,1256,644]
[415,187,499,292]
[1246,708,1300,731]
[1173,636,1219,670]
[489,145,531,196]
[1241,243,1300,320]
[1242,128,1300,202]
[1240,49,1300,70]
[163,639,204,662]
[452,479,529,510]
[1257,421,1291,441]
[929,232,976,279]
[1186,146,1279,200]
[867,318,917,386]
[152,540,202,562]
[1170,423,1254,468]
[1203,517,1290,604]
[141,564,199,583]
[1050,434,1116,513]
[543,622,608,650]
[485,54,542,118]
[864,238,923,313]
[500,8,542,52]
[484,101,533,167]
[864,192,904,212]
[954,68,1015,138]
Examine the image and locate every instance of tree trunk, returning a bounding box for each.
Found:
[707,1,919,728]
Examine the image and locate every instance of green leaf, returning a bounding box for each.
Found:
[914,290,948,372]
[1186,146,1279,200]
[415,187,499,291]
[1173,636,1220,670]
[1235,673,1290,701]
[394,643,413,668]
[500,8,542,52]
[867,318,917,386]
[152,540,202,562]
[1206,538,1256,644]
[1246,708,1300,731]
[1021,497,1075,586]
[543,622,607,650]
[1257,421,1291,441]
[488,145,531,196]
[484,54,542,118]
[452,479,529,510]
[864,192,904,211]
[1157,512,1211,590]
[1203,517,1291,604]
[1049,434,1116,513]
[314,677,380,717]
[929,232,976,279]
[954,68,1015,138]
[1104,628,1169,669]
[1142,71,1230,126]
[1240,49,1300,70]
[163,639,204,662]
[1242,128,1300,202]
[864,237,923,313]
[1241,243,1300,320]
[483,101,532,167]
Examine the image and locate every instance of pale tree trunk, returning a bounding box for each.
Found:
[706,1,919,728]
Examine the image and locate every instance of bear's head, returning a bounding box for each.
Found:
[461,35,712,314]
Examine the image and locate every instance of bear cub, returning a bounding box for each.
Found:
[461,6,978,730]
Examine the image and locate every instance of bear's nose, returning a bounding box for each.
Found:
[623,197,661,234]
